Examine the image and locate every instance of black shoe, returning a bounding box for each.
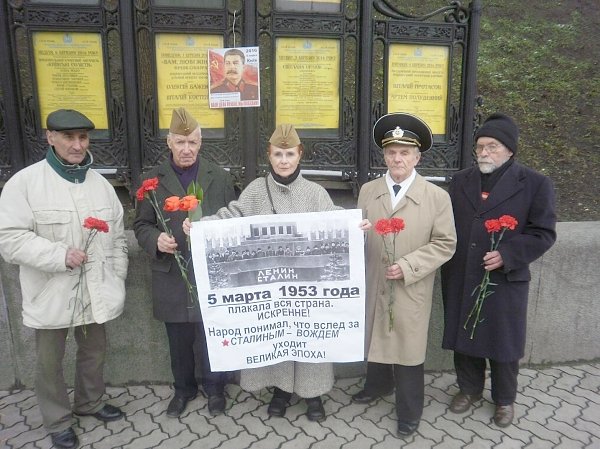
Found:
[268,388,291,417]
[208,393,226,416]
[305,397,326,422]
[75,404,124,422]
[166,393,197,418]
[397,420,419,437]
[352,389,380,404]
[50,427,79,449]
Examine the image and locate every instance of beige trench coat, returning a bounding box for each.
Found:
[357,174,456,365]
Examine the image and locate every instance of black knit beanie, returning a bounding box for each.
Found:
[474,113,519,154]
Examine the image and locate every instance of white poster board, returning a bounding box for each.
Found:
[190,210,366,371]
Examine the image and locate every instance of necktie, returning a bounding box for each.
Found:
[393,184,401,196]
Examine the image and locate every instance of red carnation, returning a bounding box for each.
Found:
[498,215,518,230]
[374,219,393,235]
[136,177,159,201]
[142,177,159,191]
[484,219,501,233]
[83,217,109,233]
[389,217,405,233]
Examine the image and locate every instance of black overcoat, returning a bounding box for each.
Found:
[133,157,235,322]
[441,161,556,361]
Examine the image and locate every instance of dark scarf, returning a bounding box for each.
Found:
[270,164,301,186]
[45,146,93,183]
[480,157,514,194]
[169,155,199,191]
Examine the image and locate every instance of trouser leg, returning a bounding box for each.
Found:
[490,359,519,405]
[197,321,225,396]
[73,323,106,414]
[165,322,198,397]
[454,351,486,395]
[35,328,72,433]
[393,364,424,422]
[362,361,394,395]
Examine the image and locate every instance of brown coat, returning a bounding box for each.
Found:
[358,174,456,365]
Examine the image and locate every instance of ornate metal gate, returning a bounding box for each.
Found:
[0,0,481,193]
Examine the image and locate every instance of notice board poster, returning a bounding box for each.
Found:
[387,44,449,136]
[190,210,366,371]
[275,37,340,129]
[33,32,108,129]
[208,47,260,109]
[155,34,224,129]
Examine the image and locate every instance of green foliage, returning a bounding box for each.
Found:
[475,3,599,220]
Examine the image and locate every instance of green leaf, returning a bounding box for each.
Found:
[187,181,204,202]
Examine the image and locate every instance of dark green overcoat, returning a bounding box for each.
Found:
[134,156,235,322]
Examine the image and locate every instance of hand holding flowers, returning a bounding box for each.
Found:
[69,216,110,335]
[374,217,406,332]
[136,178,203,305]
[464,214,518,339]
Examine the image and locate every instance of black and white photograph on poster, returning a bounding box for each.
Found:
[208,46,260,108]
[190,210,365,372]
[203,216,350,289]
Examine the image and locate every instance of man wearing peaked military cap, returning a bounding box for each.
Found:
[354,112,457,438]
[0,108,129,448]
[372,112,433,152]
[441,112,556,428]
[134,107,235,419]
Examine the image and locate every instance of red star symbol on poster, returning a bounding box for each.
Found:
[222,339,230,347]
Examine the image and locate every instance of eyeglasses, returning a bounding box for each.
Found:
[475,143,504,154]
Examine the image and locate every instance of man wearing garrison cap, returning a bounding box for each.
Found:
[353,113,457,438]
[0,109,129,448]
[134,107,235,418]
[441,112,556,427]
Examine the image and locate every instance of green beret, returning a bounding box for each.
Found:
[46,109,95,131]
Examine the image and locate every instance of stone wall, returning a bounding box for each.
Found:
[1,222,599,390]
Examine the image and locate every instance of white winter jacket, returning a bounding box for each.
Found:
[0,160,128,329]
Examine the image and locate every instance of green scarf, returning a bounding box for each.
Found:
[45,146,93,183]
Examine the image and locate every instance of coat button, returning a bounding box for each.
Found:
[471,243,477,248]
[415,267,419,272]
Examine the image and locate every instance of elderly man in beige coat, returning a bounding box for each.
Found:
[353,113,456,438]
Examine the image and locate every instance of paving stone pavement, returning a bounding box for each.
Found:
[1,363,599,449]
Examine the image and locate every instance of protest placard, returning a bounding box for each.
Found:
[190,209,365,371]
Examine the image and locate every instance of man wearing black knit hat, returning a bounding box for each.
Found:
[441,112,557,427]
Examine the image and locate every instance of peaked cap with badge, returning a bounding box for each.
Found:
[373,112,433,152]
[170,107,199,136]
[46,109,95,131]
[269,123,301,149]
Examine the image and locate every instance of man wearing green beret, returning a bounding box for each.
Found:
[0,109,129,449]
[134,107,236,419]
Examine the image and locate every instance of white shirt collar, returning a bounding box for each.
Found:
[386,169,417,208]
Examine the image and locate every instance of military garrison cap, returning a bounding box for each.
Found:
[373,112,433,152]
[269,124,301,149]
[170,107,199,136]
[46,109,95,131]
